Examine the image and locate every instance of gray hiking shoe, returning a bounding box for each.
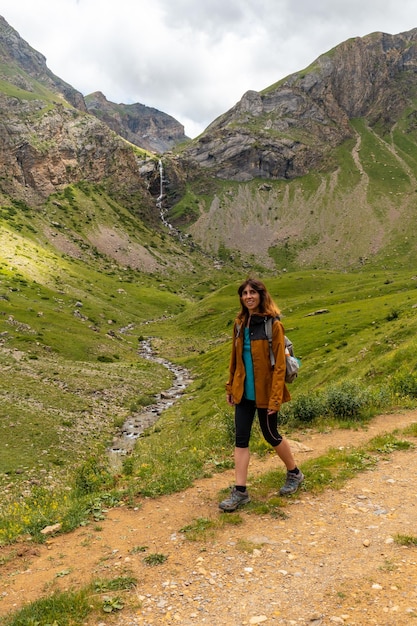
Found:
[279,471,305,496]
[219,486,250,512]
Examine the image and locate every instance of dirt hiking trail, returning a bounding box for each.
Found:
[1,410,417,626]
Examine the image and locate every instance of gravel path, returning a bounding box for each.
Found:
[1,410,417,626]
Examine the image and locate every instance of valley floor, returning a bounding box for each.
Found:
[1,411,417,625]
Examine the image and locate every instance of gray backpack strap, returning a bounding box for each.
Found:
[265,317,299,382]
[284,335,294,356]
[264,317,275,367]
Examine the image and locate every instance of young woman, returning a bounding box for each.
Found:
[219,278,304,512]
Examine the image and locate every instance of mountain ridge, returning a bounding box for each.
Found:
[0,16,187,213]
[164,28,417,270]
[178,28,417,182]
[0,15,86,111]
[2,15,417,272]
[85,90,188,153]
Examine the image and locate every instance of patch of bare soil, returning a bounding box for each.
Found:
[88,225,161,272]
[1,410,417,625]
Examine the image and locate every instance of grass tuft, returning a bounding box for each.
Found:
[2,588,94,626]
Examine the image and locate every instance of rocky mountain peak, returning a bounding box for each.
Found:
[85,90,188,154]
[0,15,86,111]
[0,15,189,209]
[180,28,417,181]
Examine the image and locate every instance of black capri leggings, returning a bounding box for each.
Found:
[235,397,283,448]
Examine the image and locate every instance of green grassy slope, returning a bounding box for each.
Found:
[114,266,417,499]
[0,183,237,499]
[2,183,417,468]
[171,112,417,273]
[2,178,417,546]
[2,66,417,547]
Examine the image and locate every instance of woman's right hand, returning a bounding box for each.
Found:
[226,393,234,406]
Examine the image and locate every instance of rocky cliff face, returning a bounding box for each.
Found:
[85,91,188,154]
[0,95,151,205]
[0,16,189,207]
[3,13,417,271]
[0,17,159,206]
[180,29,417,181]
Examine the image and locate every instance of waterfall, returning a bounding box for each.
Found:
[156,158,171,230]
[157,158,164,205]
[156,159,184,239]
[155,159,221,264]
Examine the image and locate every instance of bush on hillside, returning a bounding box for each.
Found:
[325,380,370,419]
[284,379,384,425]
[74,457,115,495]
[391,372,417,398]
[288,392,325,423]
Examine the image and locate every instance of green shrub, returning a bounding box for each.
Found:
[224,410,236,444]
[325,380,369,419]
[74,457,115,495]
[143,552,167,565]
[283,380,389,426]
[386,309,399,321]
[289,392,325,423]
[391,372,417,398]
[122,456,134,476]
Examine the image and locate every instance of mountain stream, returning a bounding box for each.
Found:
[107,339,192,469]
[107,161,192,469]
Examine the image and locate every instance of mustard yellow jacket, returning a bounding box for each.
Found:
[226,314,291,411]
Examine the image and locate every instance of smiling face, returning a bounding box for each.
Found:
[241,285,261,314]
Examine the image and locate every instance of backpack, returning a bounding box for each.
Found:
[235,317,300,384]
[264,317,300,383]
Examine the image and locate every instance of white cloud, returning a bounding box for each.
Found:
[2,0,417,137]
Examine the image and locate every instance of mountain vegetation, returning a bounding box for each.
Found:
[1,11,417,579]
[172,28,417,271]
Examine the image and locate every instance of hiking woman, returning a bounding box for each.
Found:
[219,278,304,512]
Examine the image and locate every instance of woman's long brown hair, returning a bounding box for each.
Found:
[237,278,281,322]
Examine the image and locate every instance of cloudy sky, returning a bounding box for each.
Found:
[2,0,417,137]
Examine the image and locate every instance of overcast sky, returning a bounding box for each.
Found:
[2,0,417,137]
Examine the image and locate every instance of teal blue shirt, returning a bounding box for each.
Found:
[243,327,255,401]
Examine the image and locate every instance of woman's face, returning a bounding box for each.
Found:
[241,285,261,313]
